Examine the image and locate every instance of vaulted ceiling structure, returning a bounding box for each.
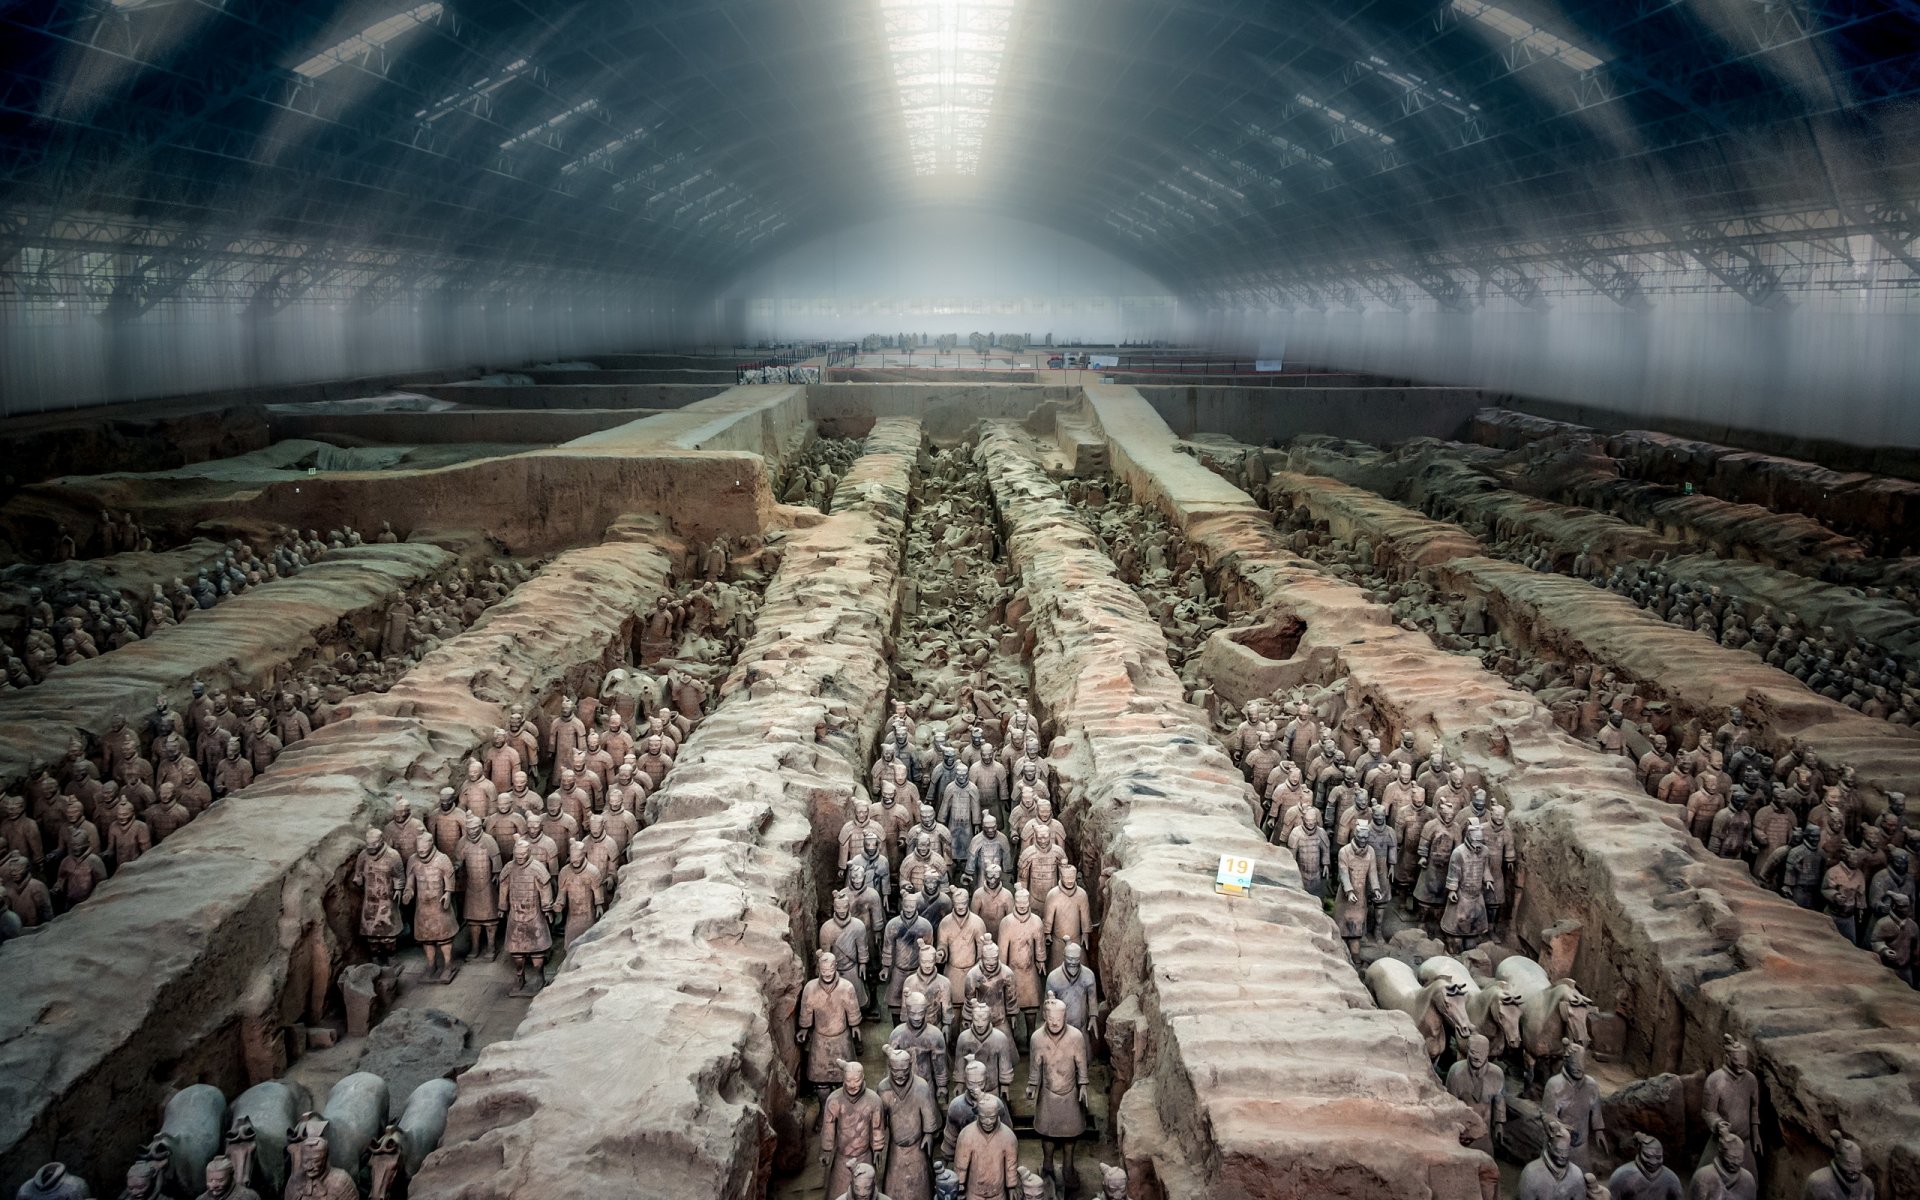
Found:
[4,0,1918,317]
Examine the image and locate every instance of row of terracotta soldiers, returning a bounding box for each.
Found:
[13,528,358,684]
[1601,705,1917,984]
[0,562,509,931]
[349,692,700,991]
[778,436,860,510]
[1586,556,1917,727]
[1224,695,1519,957]
[796,689,1106,1198]
[1513,1115,1871,1200]
[1248,505,1919,985]
[1066,483,1223,672]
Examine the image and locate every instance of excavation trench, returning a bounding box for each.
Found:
[1461,412,1876,578]
[1,542,544,943]
[0,543,464,792]
[1470,408,1920,548]
[0,521,677,1194]
[409,420,920,1200]
[1248,463,1920,825]
[1280,434,1920,689]
[975,422,1488,1200]
[1080,384,1920,1199]
[768,428,1111,1196]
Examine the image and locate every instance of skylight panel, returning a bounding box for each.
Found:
[414,58,530,122]
[1246,122,1336,172]
[561,125,652,175]
[293,3,442,80]
[499,98,599,151]
[1291,92,1396,147]
[1357,55,1480,115]
[879,0,1016,176]
[1452,0,1605,72]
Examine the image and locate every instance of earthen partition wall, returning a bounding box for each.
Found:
[4,386,811,556]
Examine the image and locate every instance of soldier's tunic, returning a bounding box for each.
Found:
[498,860,552,954]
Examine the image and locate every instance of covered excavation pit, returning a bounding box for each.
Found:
[3,375,1915,1200]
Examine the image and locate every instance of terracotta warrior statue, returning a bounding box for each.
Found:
[1289,806,1330,899]
[1334,824,1378,961]
[1044,940,1100,1045]
[1606,1133,1683,1200]
[1026,995,1089,1189]
[403,835,459,983]
[1442,820,1493,952]
[952,999,1017,1103]
[834,1162,884,1200]
[196,1154,259,1200]
[352,827,405,962]
[119,1160,169,1200]
[553,841,602,948]
[498,839,553,996]
[1690,1122,1755,1200]
[1700,1036,1761,1163]
[1802,1129,1873,1200]
[1541,1043,1607,1173]
[964,939,1018,1044]
[1416,799,1459,931]
[1041,864,1090,973]
[950,1093,1018,1200]
[282,1136,356,1200]
[1519,1120,1587,1200]
[798,950,865,1100]
[996,886,1047,1040]
[820,1060,887,1200]
[883,894,934,1021]
[456,814,502,961]
[1444,1033,1506,1155]
[888,990,950,1100]
[876,1045,939,1200]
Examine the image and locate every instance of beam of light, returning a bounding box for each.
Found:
[879,0,1015,176]
[292,3,443,80]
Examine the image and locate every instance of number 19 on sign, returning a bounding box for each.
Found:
[1215,854,1254,898]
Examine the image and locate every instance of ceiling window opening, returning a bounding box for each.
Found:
[499,98,599,151]
[1291,92,1396,147]
[293,3,443,80]
[562,125,652,175]
[879,0,1016,176]
[1452,0,1606,72]
[415,57,531,121]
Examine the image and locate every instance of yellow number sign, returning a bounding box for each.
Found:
[1215,853,1254,898]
